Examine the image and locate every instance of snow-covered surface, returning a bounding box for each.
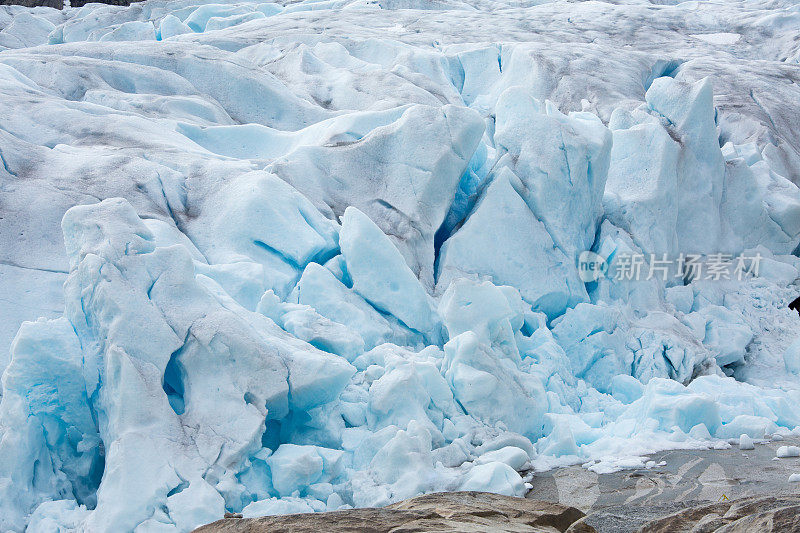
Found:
[1,0,800,530]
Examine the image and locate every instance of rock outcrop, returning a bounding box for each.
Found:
[638,495,800,533]
[193,492,593,533]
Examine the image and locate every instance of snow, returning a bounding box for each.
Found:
[691,32,741,46]
[1,0,800,530]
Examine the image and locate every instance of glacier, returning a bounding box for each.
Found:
[1,0,800,530]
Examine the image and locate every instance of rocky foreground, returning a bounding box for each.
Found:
[193,490,800,533]
[194,492,593,533]
[642,495,800,533]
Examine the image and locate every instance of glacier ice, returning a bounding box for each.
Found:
[340,206,442,343]
[437,167,588,319]
[1,0,800,530]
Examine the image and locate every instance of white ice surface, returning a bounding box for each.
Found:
[2,0,800,530]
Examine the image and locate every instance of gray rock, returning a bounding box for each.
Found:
[193,492,592,533]
[638,495,800,532]
[0,0,62,7]
[525,436,800,533]
[0,0,135,7]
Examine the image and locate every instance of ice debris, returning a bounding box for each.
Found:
[738,435,755,450]
[777,446,800,458]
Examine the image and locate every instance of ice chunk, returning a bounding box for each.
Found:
[293,262,417,350]
[438,278,520,358]
[475,433,537,460]
[271,104,484,288]
[159,15,192,40]
[143,219,206,263]
[622,378,721,435]
[475,446,531,471]
[241,497,318,518]
[551,304,630,392]
[460,462,526,497]
[61,196,156,269]
[363,422,437,505]
[689,424,713,441]
[266,444,344,497]
[206,12,265,32]
[605,108,679,257]
[717,415,776,440]
[777,446,800,458]
[790,474,800,483]
[279,309,364,361]
[190,171,338,272]
[1,13,55,48]
[698,305,753,367]
[27,501,89,533]
[629,312,709,384]
[366,345,456,440]
[738,434,755,450]
[442,331,546,438]
[755,255,799,285]
[2,198,356,531]
[720,157,800,255]
[256,3,282,16]
[645,77,725,254]
[177,105,408,161]
[687,375,800,431]
[340,207,441,342]
[589,221,666,313]
[165,481,226,532]
[493,86,611,258]
[194,261,270,311]
[537,418,581,457]
[0,318,100,531]
[665,285,694,314]
[184,5,254,32]
[437,168,587,319]
[610,375,644,405]
[98,21,156,42]
[257,291,365,361]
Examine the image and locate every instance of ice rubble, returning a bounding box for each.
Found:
[2,0,800,530]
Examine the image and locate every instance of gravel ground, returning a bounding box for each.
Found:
[526,436,800,532]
